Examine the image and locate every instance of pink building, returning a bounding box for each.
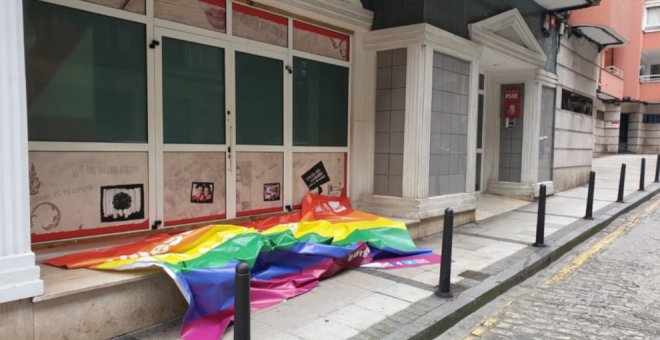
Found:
[572,0,660,154]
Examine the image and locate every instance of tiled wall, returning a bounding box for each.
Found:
[538,86,555,182]
[428,52,469,196]
[499,84,524,183]
[373,48,406,196]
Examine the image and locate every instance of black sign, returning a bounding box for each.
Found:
[301,161,330,193]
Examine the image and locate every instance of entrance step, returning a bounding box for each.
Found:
[25,243,188,340]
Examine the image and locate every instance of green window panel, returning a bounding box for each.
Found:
[163,38,225,144]
[235,52,283,146]
[293,57,349,147]
[24,0,147,143]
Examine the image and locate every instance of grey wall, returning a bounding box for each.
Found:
[538,86,555,182]
[428,52,469,196]
[374,49,406,197]
[499,84,524,183]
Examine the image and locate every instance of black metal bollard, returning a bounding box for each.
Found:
[584,171,595,220]
[436,208,454,298]
[234,261,250,340]
[533,184,547,247]
[655,155,659,183]
[639,158,646,192]
[617,164,626,203]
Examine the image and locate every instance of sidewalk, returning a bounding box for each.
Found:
[120,154,660,340]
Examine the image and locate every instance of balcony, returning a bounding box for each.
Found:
[598,66,624,100]
[640,81,660,103]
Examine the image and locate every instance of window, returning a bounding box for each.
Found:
[596,111,605,121]
[643,114,660,123]
[235,52,284,145]
[646,6,660,30]
[24,0,147,143]
[561,90,593,116]
[293,57,349,147]
[162,38,225,144]
[650,65,660,80]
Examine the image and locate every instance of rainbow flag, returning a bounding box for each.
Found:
[46,194,434,339]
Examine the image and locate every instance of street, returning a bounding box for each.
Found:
[441,193,660,340]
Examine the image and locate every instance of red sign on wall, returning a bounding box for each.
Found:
[502,85,523,119]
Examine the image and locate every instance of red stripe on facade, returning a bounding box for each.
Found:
[199,0,226,8]
[165,214,227,227]
[236,207,283,217]
[293,20,349,42]
[233,3,288,25]
[31,220,149,243]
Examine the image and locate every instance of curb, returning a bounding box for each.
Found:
[384,183,660,340]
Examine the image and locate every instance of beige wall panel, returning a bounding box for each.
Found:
[83,0,145,14]
[29,152,149,239]
[236,152,283,214]
[292,152,345,206]
[155,0,226,33]
[163,152,226,225]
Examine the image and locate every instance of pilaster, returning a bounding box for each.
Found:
[402,44,432,198]
[520,78,542,184]
[0,0,43,304]
[350,32,377,203]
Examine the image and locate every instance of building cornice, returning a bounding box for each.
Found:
[363,23,482,61]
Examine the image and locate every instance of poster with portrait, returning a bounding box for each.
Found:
[191,182,214,203]
[163,152,226,226]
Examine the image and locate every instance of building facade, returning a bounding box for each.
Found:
[2,0,608,333]
[571,0,660,155]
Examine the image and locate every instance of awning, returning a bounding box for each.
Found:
[534,0,599,11]
[572,25,627,47]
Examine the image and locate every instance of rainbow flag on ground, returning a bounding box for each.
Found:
[46,194,435,339]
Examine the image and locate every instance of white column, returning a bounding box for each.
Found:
[401,44,432,199]
[464,61,480,193]
[349,32,377,203]
[0,0,44,304]
[520,78,541,185]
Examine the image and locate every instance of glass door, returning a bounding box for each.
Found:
[231,49,288,217]
[155,28,229,227]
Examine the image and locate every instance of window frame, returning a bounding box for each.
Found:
[644,4,660,31]
[27,0,353,240]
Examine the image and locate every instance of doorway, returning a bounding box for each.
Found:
[618,114,629,153]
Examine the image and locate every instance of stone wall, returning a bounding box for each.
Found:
[553,33,599,191]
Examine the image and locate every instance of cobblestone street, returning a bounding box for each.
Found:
[444,193,660,340]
